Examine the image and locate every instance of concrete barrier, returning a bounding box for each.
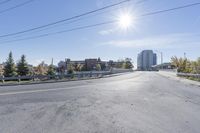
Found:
[0,70,134,85]
[177,73,200,79]
[0,71,112,84]
[110,68,133,74]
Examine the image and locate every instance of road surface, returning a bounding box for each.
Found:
[0,72,200,133]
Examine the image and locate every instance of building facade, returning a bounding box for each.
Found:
[153,53,157,65]
[58,58,100,72]
[65,58,85,71]
[57,57,133,72]
[85,59,98,71]
[137,50,157,71]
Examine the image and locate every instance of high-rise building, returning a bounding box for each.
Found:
[153,53,157,65]
[137,50,157,71]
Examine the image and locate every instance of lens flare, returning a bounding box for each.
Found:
[118,13,132,30]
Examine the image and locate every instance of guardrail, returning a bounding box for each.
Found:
[0,71,112,84]
[110,68,133,74]
[159,69,177,73]
[177,73,200,78]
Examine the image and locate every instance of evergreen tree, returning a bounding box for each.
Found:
[17,55,29,76]
[4,52,17,77]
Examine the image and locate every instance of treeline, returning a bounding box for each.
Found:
[1,52,134,77]
[115,58,133,69]
[2,52,56,77]
[171,56,200,74]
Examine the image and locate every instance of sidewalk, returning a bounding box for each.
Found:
[158,71,200,87]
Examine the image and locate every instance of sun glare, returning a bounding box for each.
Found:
[118,13,132,30]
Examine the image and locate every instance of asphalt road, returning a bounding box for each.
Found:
[0,71,200,133]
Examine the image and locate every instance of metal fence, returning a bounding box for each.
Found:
[110,68,133,73]
[177,73,200,79]
[0,71,112,83]
[159,69,177,73]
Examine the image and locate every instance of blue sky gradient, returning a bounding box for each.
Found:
[0,0,199,66]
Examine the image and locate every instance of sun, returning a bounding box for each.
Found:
[118,13,132,30]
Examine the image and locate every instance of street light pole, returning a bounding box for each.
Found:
[155,50,163,69]
[184,52,186,59]
[161,52,163,69]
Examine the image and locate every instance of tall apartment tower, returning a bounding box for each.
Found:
[137,50,157,71]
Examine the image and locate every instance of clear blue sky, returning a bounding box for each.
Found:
[0,0,200,66]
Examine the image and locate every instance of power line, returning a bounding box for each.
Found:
[0,0,12,5]
[0,0,35,14]
[1,1,199,39]
[0,0,131,38]
[0,0,147,40]
[141,2,200,17]
[0,21,116,44]
[1,1,200,44]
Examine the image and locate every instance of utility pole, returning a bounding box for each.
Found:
[184,52,186,59]
[65,58,67,73]
[51,58,54,65]
[161,52,163,69]
[155,50,163,69]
